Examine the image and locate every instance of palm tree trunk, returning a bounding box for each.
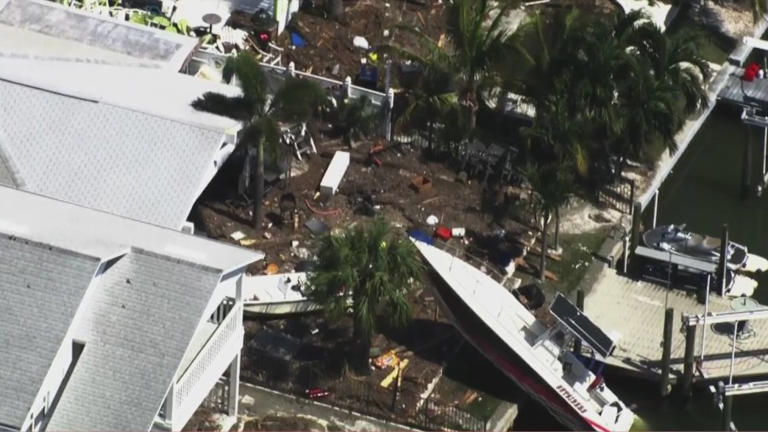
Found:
[352,320,371,375]
[540,209,549,281]
[554,206,561,251]
[252,139,265,230]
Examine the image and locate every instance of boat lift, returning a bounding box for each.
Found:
[682,306,768,431]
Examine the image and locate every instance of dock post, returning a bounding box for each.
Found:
[718,224,729,297]
[574,290,584,354]
[680,321,697,398]
[630,202,642,277]
[660,307,674,396]
[722,394,734,431]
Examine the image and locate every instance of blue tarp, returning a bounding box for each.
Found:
[408,229,434,245]
[290,31,308,47]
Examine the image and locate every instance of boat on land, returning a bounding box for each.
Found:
[243,272,320,316]
[411,238,635,432]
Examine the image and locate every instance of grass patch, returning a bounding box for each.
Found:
[516,229,609,298]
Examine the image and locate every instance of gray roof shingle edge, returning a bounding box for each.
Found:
[0,235,100,429]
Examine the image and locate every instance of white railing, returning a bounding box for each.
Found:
[173,302,242,419]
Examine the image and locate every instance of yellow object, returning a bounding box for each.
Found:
[373,350,398,368]
[380,359,409,388]
[265,263,280,275]
[368,52,379,63]
[380,241,387,249]
[239,238,257,246]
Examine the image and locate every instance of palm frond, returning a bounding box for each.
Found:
[191,93,253,121]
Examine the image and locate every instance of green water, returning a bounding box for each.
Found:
[609,105,768,430]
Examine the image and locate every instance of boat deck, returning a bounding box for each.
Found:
[585,265,768,381]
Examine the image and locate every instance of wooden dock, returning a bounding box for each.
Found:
[718,69,768,107]
[584,265,768,382]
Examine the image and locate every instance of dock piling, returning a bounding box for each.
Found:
[718,224,729,297]
[680,322,697,398]
[722,394,734,431]
[660,307,674,396]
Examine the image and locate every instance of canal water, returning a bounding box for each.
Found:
[610,104,768,431]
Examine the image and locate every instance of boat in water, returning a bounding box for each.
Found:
[411,238,635,432]
[642,224,748,271]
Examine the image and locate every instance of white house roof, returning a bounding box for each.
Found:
[0,57,242,229]
[0,187,262,430]
[0,237,100,429]
[46,250,223,431]
[0,186,262,272]
[0,0,198,70]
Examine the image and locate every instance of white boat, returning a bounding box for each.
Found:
[243,272,320,316]
[411,238,635,432]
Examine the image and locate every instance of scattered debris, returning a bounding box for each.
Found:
[320,151,350,195]
[265,263,280,274]
[426,214,439,225]
[305,218,331,236]
[451,227,466,238]
[434,226,451,241]
[352,35,370,50]
[411,175,433,195]
[230,231,246,241]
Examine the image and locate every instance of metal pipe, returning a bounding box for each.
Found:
[652,189,659,228]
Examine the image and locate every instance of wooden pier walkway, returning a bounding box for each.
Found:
[584,265,768,382]
[718,68,768,107]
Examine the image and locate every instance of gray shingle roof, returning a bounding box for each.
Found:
[46,250,222,431]
[0,0,198,71]
[0,236,99,429]
[0,186,262,273]
[0,58,242,230]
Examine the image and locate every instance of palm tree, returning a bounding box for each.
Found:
[192,53,326,229]
[627,22,711,114]
[388,0,517,131]
[307,219,422,372]
[525,159,574,281]
[395,65,458,154]
[326,95,380,148]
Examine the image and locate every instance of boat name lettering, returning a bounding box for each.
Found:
[556,385,588,414]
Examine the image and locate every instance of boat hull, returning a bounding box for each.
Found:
[428,273,598,431]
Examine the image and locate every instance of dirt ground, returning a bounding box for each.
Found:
[195,137,533,276]
[273,0,448,82]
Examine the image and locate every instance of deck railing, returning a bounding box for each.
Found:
[173,302,243,421]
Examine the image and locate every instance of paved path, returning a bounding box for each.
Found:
[585,265,768,381]
[238,382,421,431]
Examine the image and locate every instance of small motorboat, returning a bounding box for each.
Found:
[642,224,748,271]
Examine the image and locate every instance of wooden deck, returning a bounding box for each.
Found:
[584,265,768,382]
[718,69,768,107]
